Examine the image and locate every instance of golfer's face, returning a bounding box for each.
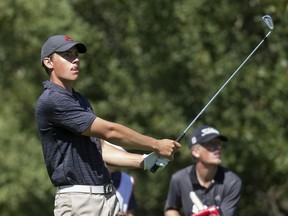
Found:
[199,138,222,165]
[52,47,80,82]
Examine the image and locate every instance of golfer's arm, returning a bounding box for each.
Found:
[165,210,181,216]
[82,117,158,151]
[101,140,144,169]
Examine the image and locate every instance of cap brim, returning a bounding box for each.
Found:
[218,135,228,142]
[199,134,228,144]
[55,42,87,53]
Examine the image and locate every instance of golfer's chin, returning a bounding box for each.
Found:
[71,73,79,80]
[211,158,222,165]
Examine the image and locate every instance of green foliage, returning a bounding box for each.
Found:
[0,0,288,215]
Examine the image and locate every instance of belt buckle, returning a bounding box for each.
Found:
[103,183,113,194]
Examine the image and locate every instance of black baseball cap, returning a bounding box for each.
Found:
[188,125,228,148]
[41,35,87,64]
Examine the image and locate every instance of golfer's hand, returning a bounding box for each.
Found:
[154,139,181,160]
[143,152,169,170]
[155,157,169,168]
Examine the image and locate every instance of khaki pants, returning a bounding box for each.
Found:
[54,192,120,216]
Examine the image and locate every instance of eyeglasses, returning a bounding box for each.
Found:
[201,139,222,148]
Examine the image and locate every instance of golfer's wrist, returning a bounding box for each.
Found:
[150,139,160,154]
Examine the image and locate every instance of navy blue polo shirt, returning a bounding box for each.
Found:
[35,81,111,186]
[164,165,242,216]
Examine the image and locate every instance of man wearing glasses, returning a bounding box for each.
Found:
[164,125,242,216]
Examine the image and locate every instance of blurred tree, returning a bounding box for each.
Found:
[0,0,287,215]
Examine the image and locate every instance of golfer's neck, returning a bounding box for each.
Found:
[195,163,218,187]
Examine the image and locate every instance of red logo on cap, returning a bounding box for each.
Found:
[64,35,73,41]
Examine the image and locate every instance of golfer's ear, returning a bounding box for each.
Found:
[43,57,53,69]
[191,146,200,158]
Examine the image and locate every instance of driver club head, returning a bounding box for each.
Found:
[262,15,274,30]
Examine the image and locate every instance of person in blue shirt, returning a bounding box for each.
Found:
[109,169,137,216]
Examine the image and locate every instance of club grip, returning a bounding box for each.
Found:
[175,132,185,142]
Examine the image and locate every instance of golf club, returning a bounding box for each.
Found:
[151,15,274,173]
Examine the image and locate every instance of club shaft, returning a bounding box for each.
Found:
[182,30,271,136]
[150,30,272,173]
